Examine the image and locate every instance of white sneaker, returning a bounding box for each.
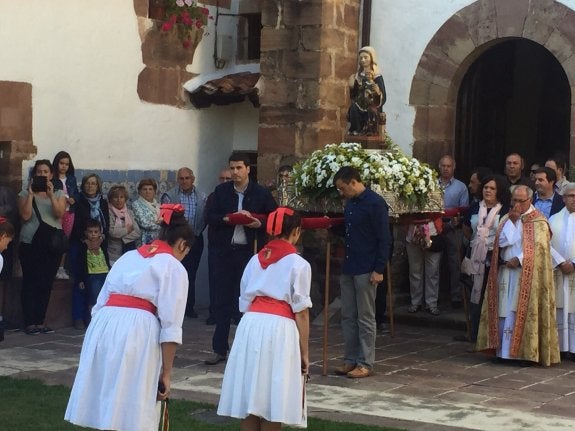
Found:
[56,267,70,280]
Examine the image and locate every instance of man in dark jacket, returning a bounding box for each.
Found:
[204,153,277,365]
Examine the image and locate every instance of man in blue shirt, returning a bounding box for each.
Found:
[533,167,564,219]
[333,166,390,378]
[438,155,469,308]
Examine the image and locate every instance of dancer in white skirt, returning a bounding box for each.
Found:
[218,207,312,430]
[65,204,193,431]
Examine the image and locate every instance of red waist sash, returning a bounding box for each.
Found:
[249,296,295,320]
[105,293,157,315]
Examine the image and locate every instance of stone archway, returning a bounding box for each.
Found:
[409,0,575,170]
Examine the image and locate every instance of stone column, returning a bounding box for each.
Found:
[258,0,360,182]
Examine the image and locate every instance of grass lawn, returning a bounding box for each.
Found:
[0,376,405,431]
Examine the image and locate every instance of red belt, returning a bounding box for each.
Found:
[249,296,295,320]
[105,293,157,315]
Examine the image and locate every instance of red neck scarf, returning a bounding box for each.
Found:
[137,240,174,258]
[257,239,296,269]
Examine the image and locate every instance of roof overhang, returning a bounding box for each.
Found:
[185,71,260,109]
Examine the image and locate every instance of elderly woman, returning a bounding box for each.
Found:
[458,174,509,342]
[107,185,140,266]
[70,174,110,330]
[18,160,67,335]
[132,178,162,245]
[347,46,386,135]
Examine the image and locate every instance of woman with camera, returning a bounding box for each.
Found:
[18,159,67,335]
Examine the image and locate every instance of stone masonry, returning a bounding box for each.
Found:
[410,0,575,168]
[257,0,360,181]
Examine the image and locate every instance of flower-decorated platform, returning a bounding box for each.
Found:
[288,142,443,217]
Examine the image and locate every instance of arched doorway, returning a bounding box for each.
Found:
[455,39,571,177]
[409,0,575,181]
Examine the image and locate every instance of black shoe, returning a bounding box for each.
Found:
[451,301,463,309]
[39,326,55,334]
[491,357,506,364]
[186,310,198,318]
[24,326,40,335]
[204,353,226,365]
[518,360,534,368]
[205,316,216,325]
[3,320,19,331]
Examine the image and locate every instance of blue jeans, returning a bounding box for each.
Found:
[340,273,377,369]
[86,273,107,306]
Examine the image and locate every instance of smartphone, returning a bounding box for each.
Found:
[31,175,48,193]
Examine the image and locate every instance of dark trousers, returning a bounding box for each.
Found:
[86,273,107,306]
[375,280,387,324]
[207,245,217,318]
[19,243,61,327]
[181,234,204,316]
[69,241,89,322]
[211,244,252,355]
[442,226,462,302]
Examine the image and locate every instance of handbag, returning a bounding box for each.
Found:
[31,198,69,254]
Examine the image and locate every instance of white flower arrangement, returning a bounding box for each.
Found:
[292,142,439,209]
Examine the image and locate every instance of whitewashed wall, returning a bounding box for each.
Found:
[0,0,258,185]
[0,0,258,308]
[371,0,575,156]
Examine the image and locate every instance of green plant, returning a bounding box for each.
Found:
[161,0,211,48]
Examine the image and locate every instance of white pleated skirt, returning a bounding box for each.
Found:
[65,306,162,431]
[217,311,307,428]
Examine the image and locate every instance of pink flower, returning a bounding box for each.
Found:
[181,10,193,27]
[162,21,174,32]
[195,20,203,29]
[200,7,209,15]
[182,39,191,49]
[176,0,185,6]
[184,0,193,6]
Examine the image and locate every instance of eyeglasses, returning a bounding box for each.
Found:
[511,198,530,204]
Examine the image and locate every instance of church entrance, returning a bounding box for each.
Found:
[455,39,571,179]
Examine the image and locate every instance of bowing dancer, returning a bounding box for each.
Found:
[65,204,194,431]
[218,207,312,430]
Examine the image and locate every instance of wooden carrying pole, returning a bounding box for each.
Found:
[386,262,395,337]
[322,239,331,376]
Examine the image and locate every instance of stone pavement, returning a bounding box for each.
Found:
[1,307,575,431]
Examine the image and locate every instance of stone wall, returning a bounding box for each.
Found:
[0,81,35,190]
[257,0,360,181]
[409,0,575,168]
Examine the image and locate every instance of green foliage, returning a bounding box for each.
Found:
[0,376,405,431]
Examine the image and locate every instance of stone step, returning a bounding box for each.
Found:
[2,278,73,330]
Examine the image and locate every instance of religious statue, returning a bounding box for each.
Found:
[347,46,386,136]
